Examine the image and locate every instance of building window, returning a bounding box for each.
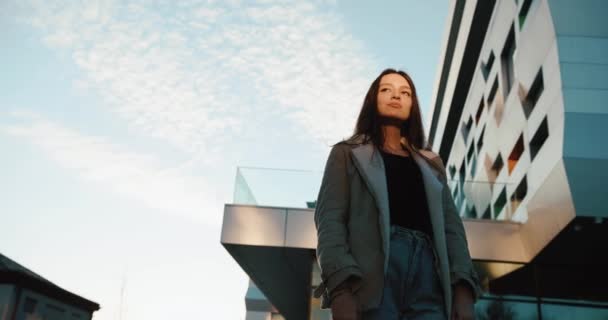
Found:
[461,116,474,144]
[465,203,477,219]
[501,24,517,101]
[23,297,37,313]
[530,116,549,160]
[45,304,66,320]
[494,186,507,218]
[470,153,477,178]
[467,141,475,163]
[487,75,499,107]
[481,51,495,81]
[508,134,525,174]
[491,153,504,178]
[519,0,533,29]
[482,204,492,220]
[477,125,486,153]
[475,96,485,124]
[459,159,466,192]
[510,175,528,214]
[449,164,457,180]
[521,67,544,118]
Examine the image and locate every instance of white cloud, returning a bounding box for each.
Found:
[17,0,376,153]
[2,112,222,226]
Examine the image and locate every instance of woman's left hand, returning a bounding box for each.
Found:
[451,283,475,320]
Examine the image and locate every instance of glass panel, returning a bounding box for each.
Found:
[488,76,499,107]
[23,297,36,313]
[449,180,515,221]
[233,167,323,209]
[476,97,485,124]
[501,24,517,100]
[542,300,608,319]
[477,124,486,152]
[481,51,495,81]
[530,116,549,160]
[519,0,533,29]
[522,67,544,119]
[510,175,528,214]
[462,116,474,143]
[475,297,539,319]
[508,134,525,174]
[44,304,65,320]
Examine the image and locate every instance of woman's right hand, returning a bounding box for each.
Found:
[330,291,360,320]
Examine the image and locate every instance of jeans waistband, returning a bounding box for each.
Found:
[390,225,433,245]
[390,225,441,279]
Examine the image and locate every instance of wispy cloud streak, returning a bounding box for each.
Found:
[2,111,220,225]
[18,0,375,153]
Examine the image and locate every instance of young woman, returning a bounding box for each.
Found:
[313,69,480,320]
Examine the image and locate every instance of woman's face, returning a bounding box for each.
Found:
[376,73,413,122]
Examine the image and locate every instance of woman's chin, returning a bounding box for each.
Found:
[379,114,408,125]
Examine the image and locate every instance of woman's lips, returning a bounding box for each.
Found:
[388,103,401,108]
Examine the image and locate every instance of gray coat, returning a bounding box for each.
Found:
[313,136,481,317]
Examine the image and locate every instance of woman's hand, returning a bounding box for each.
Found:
[330,291,360,320]
[451,283,475,320]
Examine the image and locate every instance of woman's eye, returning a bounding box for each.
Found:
[381,88,389,92]
[402,92,411,96]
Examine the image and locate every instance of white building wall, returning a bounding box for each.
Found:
[447,0,568,224]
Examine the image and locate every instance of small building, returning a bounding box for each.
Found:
[0,253,99,320]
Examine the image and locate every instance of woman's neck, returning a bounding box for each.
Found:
[381,125,406,151]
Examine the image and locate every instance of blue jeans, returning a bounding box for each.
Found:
[361,225,446,320]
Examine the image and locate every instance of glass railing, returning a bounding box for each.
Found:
[448,179,520,221]
[233,166,323,209]
[233,166,522,221]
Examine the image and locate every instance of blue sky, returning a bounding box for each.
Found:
[0,0,448,319]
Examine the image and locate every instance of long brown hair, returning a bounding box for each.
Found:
[342,69,446,176]
[347,69,428,149]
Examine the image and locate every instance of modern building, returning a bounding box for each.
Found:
[221,0,608,319]
[426,0,608,318]
[0,253,99,320]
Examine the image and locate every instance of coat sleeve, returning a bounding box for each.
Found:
[314,144,363,299]
[432,155,483,301]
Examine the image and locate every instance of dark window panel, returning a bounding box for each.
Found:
[488,75,499,106]
[501,24,517,100]
[494,186,508,218]
[481,51,495,81]
[477,124,486,153]
[510,175,528,214]
[508,134,525,174]
[461,115,474,144]
[470,153,477,178]
[530,116,549,160]
[521,67,544,118]
[23,298,37,313]
[482,204,492,220]
[519,0,533,29]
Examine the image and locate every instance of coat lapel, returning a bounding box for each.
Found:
[351,144,391,272]
[412,151,451,312]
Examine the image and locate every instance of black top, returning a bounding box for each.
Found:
[379,149,433,237]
